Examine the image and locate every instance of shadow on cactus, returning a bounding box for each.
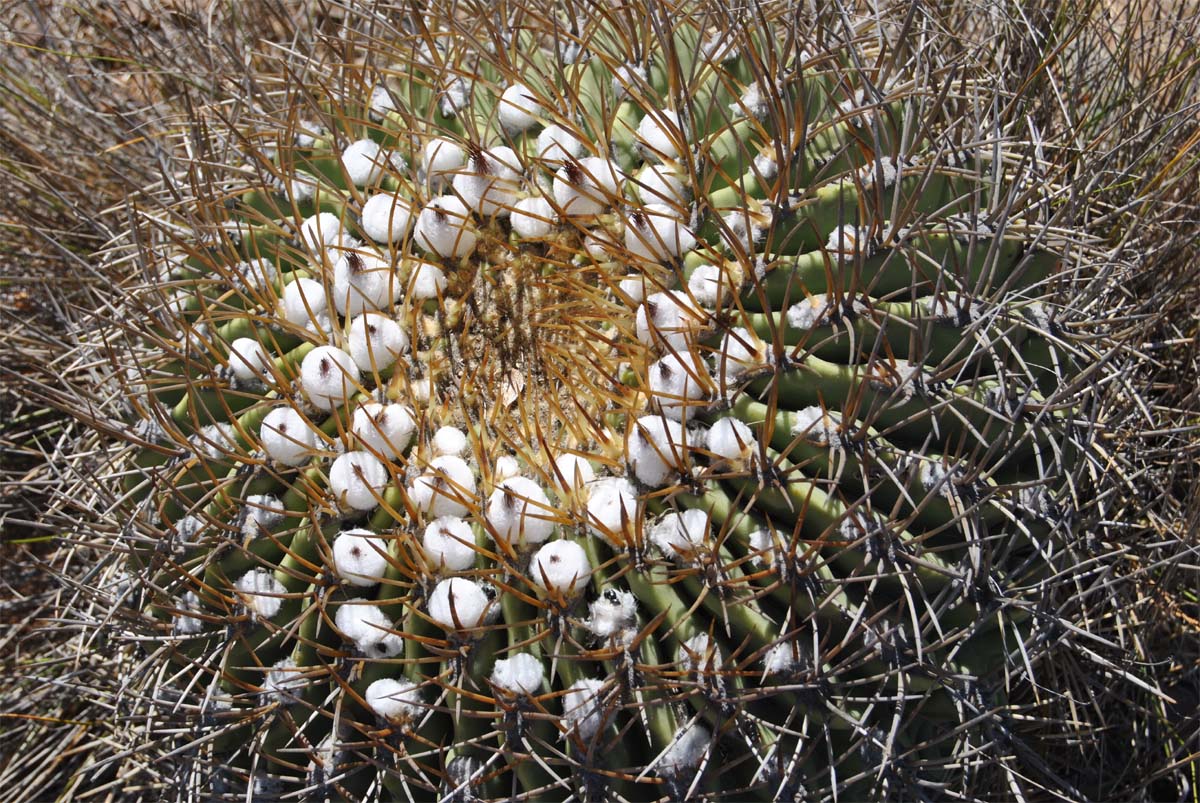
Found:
[102,1,1110,799]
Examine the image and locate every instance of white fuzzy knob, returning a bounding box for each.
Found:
[529,539,590,594]
[490,653,544,696]
[487,476,555,547]
[364,678,422,724]
[347,313,408,371]
[351,402,415,459]
[329,450,388,511]
[360,193,414,244]
[421,516,477,572]
[300,346,360,411]
[427,577,490,630]
[260,406,319,466]
[332,528,389,587]
[415,195,478,258]
[227,337,272,383]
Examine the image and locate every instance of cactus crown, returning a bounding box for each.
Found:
[95,1,1112,800]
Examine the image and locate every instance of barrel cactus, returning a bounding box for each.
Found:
[103,2,1105,799]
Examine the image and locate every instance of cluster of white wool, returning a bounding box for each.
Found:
[364,678,423,724]
[240,494,285,541]
[351,402,415,458]
[421,516,477,572]
[331,528,389,586]
[234,569,286,619]
[627,415,690,487]
[585,589,637,639]
[649,508,711,562]
[427,577,491,630]
[657,722,711,779]
[409,455,476,517]
[300,345,360,411]
[335,600,404,656]
[490,652,544,696]
[227,337,272,383]
[561,678,609,742]
[328,450,389,511]
[260,407,321,465]
[529,539,591,595]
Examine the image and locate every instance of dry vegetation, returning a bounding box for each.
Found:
[0,0,1197,799]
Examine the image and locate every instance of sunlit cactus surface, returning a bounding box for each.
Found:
[104,1,1103,799]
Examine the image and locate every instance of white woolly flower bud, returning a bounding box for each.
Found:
[298,212,346,253]
[348,313,408,371]
[493,455,521,484]
[228,337,272,383]
[498,82,543,133]
[649,508,710,561]
[329,450,388,511]
[659,723,711,779]
[432,426,468,456]
[825,224,867,258]
[586,589,636,638]
[453,147,522,217]
[687,264,724,308]
[510,196,557,239]
[487,476,555,547]
[422,516,477,572]
[332,250,396,316]
[706,417,757,463]
[529,539,590,594]
[428,577,490,630]
[365,678,422,724]
[535,123,586,163]
[625,204,695,262]
[491,653,544,696]
[791,406,843,448]
[634,162,690,207]
[562,678,608,741]
[636,109,684,162]
[234,569,286,619]
[636,291,704,352]
[423,137,466,185]
[647,352,710,421]
[618,274,648,303]
[406,259,448,301]
[279,277,329,328]
[360,193,414,244]
[334,601,404,657]
[300,346,360,411]
[553,157,620,216]
[415,195,478,258]
[584,477,637,547]
[352,402,415,459]
[627,415,688,487]
[550,453,594,496]
[341,138,396,186]
[261,406,320,466]
[409,455,476,518]
[332,528,389,587]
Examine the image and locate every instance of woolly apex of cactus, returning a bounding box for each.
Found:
[87,1,1146,800]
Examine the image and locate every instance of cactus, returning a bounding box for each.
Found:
[98,2,1115,800]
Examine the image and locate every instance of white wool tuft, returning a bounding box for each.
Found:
[790,406,842,447]
[552,157,620,216]
[586,589,637,638]
[341,139,396,186]
[360,193,414,243]
[421,516,477,572]
[422,138,465,187]
[550,453,594,495]
[492,455,521,484]
[241,494,285,541]
[265,657,307,699]
[227,338,272,383]
[498,83,544,133]
[636,291,703,352]
[825,224,866,258]
[332,528,389,587]
[260,406,320,466]
[234,569,286,619]
[365,678,422,724]
[300,346,360,411]
[332,250,396,316]
[487,476,555,546]
[335,600,404,656]
[529,539,590,594]
[647,352,710,421]
[625,203,696,262]
[649,508,710,561]
[748,528,780,568]
[679,633,721,675]
[686,264,723,308]
[562,678,608,741]
[279,277,329,328]
[658,723,711,778]
[298,212,346,253]
[347,313,408,371]
[173,590,203,635]
[705,417,756,463]
[490,653,544,696]
[453,147,522,218]
[328,450,389,511]
[415,196,478,258]
[431,426,468,457]
[407,260,448,301]
[352,402,415,459]
[764,641,806,676]
[713,327,767,385]
[584,477,637,546]
[634,162,689,207]
[535,124,586,162]
[427,577,490,629]
[510,195,557,239]
[627,415,688,487]
[409,455,476,518]
[636,109,684,162]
